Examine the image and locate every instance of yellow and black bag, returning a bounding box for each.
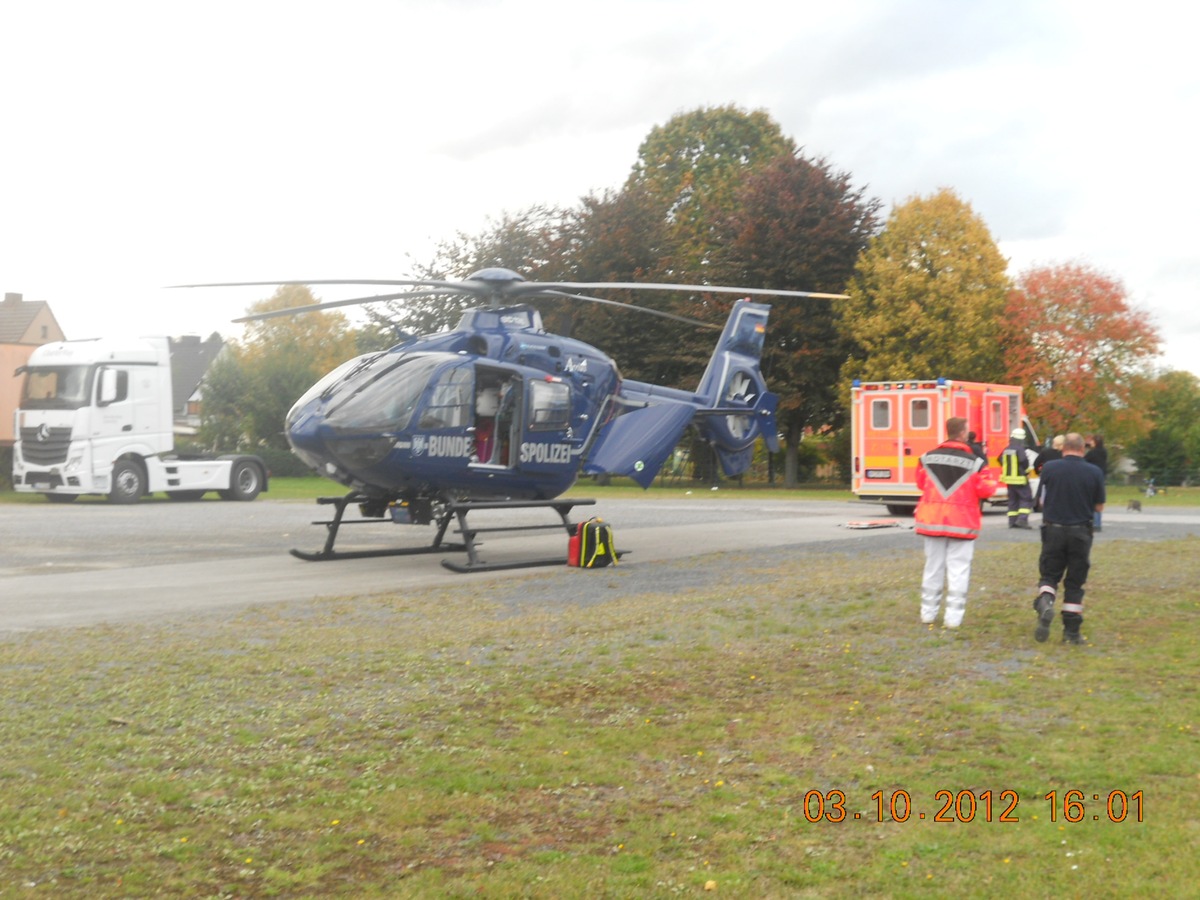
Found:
[576,517,617,568]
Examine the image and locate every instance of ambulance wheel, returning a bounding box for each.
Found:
[886,504,915,517]
[109,460,147,504]
[220,459,263,501]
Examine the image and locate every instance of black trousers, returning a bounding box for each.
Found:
[1038,524,1092,628]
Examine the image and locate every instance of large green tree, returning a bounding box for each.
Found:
[1001,262,1160,444]
[625,104,794,282]
[575,105,803,390]
[839,188,1009,387]
[1128,370,1200,485]
[362,107,817,396]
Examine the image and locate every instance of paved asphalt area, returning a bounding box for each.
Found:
[2,494,1196,634]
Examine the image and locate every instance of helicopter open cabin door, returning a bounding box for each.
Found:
[515,377,573,473]
[468,368,573,473]
[470,368,514,467]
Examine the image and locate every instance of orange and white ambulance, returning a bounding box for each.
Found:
[850,378,1038,515]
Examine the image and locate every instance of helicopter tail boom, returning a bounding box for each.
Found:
[583,300,779,487]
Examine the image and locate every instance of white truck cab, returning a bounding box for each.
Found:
[13,336,266,503]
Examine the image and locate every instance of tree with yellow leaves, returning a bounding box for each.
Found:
[838,188,1009,388]
[201,285,359,451]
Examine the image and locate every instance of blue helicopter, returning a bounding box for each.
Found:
[186,268,843,570]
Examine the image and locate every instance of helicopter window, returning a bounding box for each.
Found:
[528,380,570,431]
[419,366,472,429]
[291,352,385,412]
[324,355,444,432]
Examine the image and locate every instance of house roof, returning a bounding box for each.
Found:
[0,293,58,343]
[168,333,225,411]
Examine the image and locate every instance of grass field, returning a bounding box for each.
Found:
[1,524,1196,897]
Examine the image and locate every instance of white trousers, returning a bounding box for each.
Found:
[921,536,976,627]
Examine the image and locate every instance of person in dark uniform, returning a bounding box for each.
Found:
[1084,434,1109,531]
[1032,434,1065,512]
[1033,434,1064,473]
[1033,432,1106,644]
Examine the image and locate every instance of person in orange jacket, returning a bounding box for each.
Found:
[915,416,999,628]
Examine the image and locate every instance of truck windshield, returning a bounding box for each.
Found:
[19,366,94,410]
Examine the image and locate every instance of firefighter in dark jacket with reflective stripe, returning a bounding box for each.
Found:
[998,427,1034,529]
[1033,432,1106,644]
[915,417,998,628]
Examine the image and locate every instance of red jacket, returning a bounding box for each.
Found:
[914,440,998,540]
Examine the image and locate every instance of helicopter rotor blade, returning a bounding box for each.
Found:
[173,268,846,324]
[537,290,722,330]
[516,281,848,300]
[171,277,470,291]
[230,288,461,323]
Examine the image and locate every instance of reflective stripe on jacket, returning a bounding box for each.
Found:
[998,439,1029,485]
[915,441,999,540]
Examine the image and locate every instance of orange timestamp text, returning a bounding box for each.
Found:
[800,789,1144,824]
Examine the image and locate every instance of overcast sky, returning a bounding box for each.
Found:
[3,0,1197,375]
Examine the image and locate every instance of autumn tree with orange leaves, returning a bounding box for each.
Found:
[1001,263,1160,445]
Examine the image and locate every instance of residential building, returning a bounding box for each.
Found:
[1,292,67,447]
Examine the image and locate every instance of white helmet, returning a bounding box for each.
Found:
[1011,428,1026,440]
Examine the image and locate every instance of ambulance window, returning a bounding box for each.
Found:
[989,400,1004,432]
[871,398,891,429]
[528,380,571,431]
[911,399,931,429]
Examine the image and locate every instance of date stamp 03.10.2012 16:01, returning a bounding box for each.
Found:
[799,789,1144,824]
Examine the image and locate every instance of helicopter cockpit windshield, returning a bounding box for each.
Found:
[319,354,450,433]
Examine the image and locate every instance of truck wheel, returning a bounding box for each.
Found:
[109,460,146,504]
[220,459,263,501]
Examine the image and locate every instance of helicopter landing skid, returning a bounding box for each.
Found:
[290,493,596,572]
[290,493,465,562]
[439,499,596,573]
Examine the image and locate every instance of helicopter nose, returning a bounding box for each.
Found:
[286,402,332,472]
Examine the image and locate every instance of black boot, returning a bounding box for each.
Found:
[1034,592,1055,643]
[1062,611,1084,645]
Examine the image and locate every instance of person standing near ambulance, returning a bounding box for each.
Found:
[915,417,998,628]
[999,428,1034,529]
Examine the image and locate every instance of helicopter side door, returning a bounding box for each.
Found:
[515,377,573,474]
[471,369,520,467]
